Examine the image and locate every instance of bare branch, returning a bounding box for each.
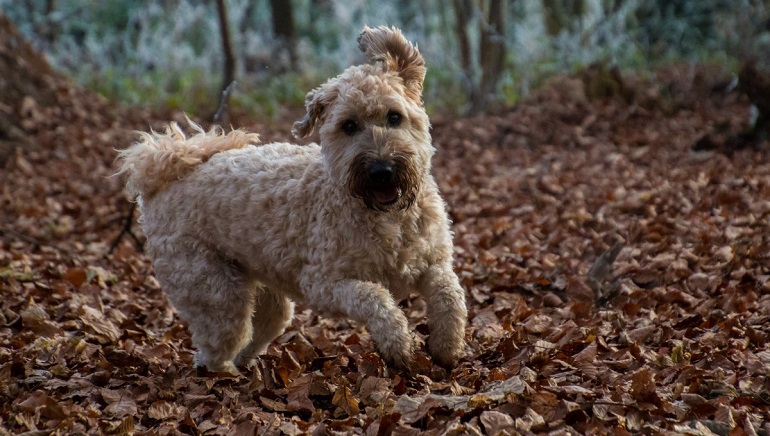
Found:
[212,80,237,126]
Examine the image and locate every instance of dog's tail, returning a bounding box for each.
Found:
[116,119,260,199]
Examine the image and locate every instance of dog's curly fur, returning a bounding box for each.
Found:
[117,26,467,374]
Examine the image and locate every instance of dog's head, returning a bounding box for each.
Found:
[292,26,434,212]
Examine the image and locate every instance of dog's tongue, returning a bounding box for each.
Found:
[374,186,400,204]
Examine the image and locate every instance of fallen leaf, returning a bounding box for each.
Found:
[101,388,138,418]
[515,407,545,432]
[332,384,360,417]
[80,305,122,343]
[147,400,184,421]
[62,267,88,287]
[394,375,529,422]
[480,410,515,435]
[286,373,315,413]
[18,390,68,420]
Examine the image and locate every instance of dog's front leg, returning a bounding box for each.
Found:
[307,279,414,370]
[418,263,468,369]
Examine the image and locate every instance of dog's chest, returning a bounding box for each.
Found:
[360,214,432,294]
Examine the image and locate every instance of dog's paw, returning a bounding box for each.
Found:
[376,335,417,373]
[194,351,240,376]
[233,353,258,369]
[427,335,466,370]
[386,350,415,373]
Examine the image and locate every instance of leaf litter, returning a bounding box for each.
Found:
[1,64,770,434]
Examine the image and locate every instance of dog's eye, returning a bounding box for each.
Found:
[341,119,360,136]
[386,111,403,127]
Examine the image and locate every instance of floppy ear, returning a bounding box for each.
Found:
[357,25,426,102]
[292,86,337,139]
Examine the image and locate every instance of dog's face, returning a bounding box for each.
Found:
[292,26,434,211]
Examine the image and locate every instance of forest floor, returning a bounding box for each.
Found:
[1,63,769,435]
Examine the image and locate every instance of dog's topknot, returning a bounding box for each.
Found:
[293,26,426,140]
[357,25,426,103]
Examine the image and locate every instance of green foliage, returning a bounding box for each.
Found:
[632,0,731,57]
[423,66,467,115]
[82,66,214,112]
[1,0,768,116]
[234,73,319,118]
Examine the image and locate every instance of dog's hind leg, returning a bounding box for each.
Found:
[149,242,255,374]
[233,287,295,368]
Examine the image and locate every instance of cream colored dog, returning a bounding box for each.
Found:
[117,26,467,374]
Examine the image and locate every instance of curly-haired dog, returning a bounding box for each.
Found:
[117,26,467,374]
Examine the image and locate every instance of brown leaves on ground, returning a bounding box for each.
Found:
[2,64,770,434]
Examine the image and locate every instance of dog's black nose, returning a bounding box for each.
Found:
[367,162,394,185]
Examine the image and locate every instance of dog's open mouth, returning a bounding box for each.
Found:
[373,185,401,205]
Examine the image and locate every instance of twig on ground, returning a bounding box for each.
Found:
[588,242,623,302]
[108,201,143,255]
[0,228,69,254]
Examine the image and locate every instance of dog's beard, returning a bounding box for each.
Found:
[347,153,420,212]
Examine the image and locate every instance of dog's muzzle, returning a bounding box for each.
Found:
[348,154,418,212]
[366,161,401,205]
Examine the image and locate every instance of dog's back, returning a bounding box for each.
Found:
[116,119,260,200]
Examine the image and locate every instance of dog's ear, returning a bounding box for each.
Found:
[292,86,336,139]
[358,26,426,103]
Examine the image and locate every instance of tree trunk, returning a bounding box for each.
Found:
[214,0,236,124]
[238,1,255,36]
[452,0,473,75]
[543,0,586,35]
[309,0,334,41]
[452,0,476,110]
[269,0,297,71]
[310,0,334,22]
[476,0,507,113]
[739,61,770,142]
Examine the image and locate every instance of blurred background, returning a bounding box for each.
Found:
[2,0,769,117]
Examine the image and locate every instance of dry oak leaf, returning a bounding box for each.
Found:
[18,390,68,420]
[542,384,595,396]
[358,376,392,405]
[286,373,316,413]
[472,307,507,342]
[139,343,177,370]
[259,396,289,412]
[573,340,598,364]
[630,368,657,402]
[393,396,446,424]
[515,407,546,432]
[101,388,138,418]
[370,412,402,436]
[86,265,118,287]
[231,421,259,436]
[480,410,516,435]
[394,376,529,423]
[332,384,360,417]
[147,400,186,421]
[0,264,35,281]
[62,267,88,287]
[20,298,63,337]
[20,298,50,324]
[80,304,122,343]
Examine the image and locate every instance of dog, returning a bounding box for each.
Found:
[117,26,467,374]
